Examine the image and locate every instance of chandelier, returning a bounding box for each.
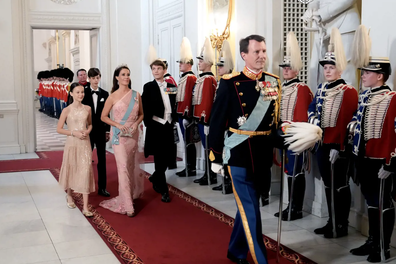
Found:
[50,0,80,5]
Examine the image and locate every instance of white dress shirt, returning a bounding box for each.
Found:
[153,81,172,124]
[91,87,99,113]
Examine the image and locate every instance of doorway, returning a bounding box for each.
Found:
[33,29,98,151]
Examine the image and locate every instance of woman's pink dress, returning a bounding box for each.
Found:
[99,90,144,214]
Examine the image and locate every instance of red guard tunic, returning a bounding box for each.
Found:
[280,78,313,123]
[308,79,358,151]
[164,73,177,87]
[192,72,217,124]
[176,71,196,118]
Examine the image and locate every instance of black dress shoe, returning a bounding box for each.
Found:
[314,222,333,234]
[227,251,250,264]
[212,184,223,191]
[161,193,171,203]
[193,176,204,183]
[350,236,374,256]
[176,169,196,177]
[98,189,110,197]
[323,224,348,238]
[259,195,269,206]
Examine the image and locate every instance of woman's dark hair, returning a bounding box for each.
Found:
[111,65,131,93]
[67,82,83,105]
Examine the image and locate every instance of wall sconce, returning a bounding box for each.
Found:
[209,0,233,52]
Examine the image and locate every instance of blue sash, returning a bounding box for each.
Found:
[223,77,274,164]
[112,90,137,145]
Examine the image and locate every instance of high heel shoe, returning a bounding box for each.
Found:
[127,211,136,217]
[82,210,93,217]
[66,195,76,209]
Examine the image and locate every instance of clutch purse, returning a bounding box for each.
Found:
[119,128,134,137]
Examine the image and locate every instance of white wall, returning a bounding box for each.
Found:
[362,0,396,90]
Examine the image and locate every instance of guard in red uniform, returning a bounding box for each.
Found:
[175,37,198,177]
[192,38,218,185]
[275,32,313,221]
[308,28,358,238]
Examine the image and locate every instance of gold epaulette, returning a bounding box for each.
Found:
[222,72,241,80]
[264,71,280,80]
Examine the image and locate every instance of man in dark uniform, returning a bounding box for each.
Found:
[209,35,284,264]
[82,68,111,197]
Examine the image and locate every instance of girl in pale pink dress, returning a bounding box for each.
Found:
[100,65,145,217]
[57,83,96,217]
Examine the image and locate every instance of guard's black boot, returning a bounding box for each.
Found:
[198,167,217,186]
[350,236,374,256]
[314,221,333,235]
[259,193,269,206]
[176,144,196,177]
[368,207,395,262]
[323,223,348,238]
[274,175,305,220]
[351,207,378,256]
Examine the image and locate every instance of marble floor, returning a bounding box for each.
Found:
[0,110,395,263]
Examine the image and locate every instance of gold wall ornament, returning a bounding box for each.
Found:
[208,0,233,51]
[50,0,80,5]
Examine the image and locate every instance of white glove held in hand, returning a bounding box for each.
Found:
[211,163,224,176]
[329,149,339,164]
[301,9,313,24]
[378,166,392,179]
[204,126,209,135]
[182,119,190,129]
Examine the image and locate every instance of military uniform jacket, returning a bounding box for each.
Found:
[351,85,396,172]
[164,73,177,87]
[192,72,217,124]
[281,78,313,122]
[176,71,197,118]
[209,67,284,176]
[308,79,358,151]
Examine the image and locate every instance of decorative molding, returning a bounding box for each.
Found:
[48,36,56,44]
[29,12,102,28]
[157,1,183,23]
[70,46,79,56]
[0,101,18,111]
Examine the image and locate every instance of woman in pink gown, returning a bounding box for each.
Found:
[100,65,144,217]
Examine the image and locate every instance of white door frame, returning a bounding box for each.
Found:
[16,0,111,153]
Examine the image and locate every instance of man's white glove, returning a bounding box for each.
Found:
[204,125,209,135]
[182,119,190,129]
[211,163,224,176]
[329,149,339,164]
[378,166,392,179]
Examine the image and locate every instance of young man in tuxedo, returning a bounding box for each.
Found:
[142,59,177,203]
[82,68,111,197]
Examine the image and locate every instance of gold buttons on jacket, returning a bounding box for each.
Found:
[271,113,274,116]
[236,82,240,86]
[242,103,246,107]
[239,92,243,96]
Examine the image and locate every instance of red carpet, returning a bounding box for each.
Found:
[0,151,316,264]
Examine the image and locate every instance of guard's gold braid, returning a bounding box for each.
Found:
[227,166,259,264]
[275,78,282,128]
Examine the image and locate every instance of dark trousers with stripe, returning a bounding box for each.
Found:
[228,166,268,264]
